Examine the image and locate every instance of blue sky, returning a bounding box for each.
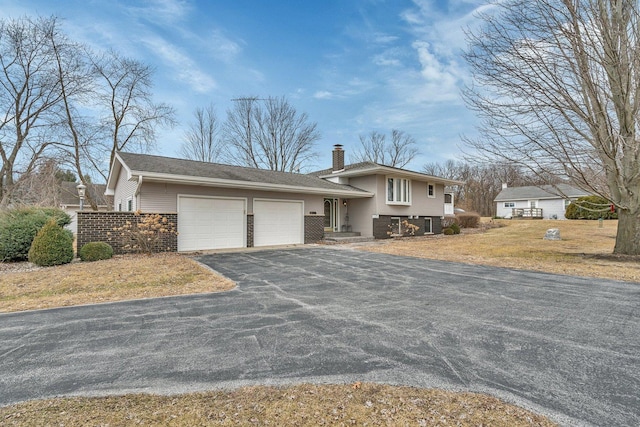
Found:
[1,0,488,172]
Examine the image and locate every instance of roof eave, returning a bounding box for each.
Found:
[133,171,374,198]
[318,165,464,186]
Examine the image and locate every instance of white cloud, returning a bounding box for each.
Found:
[142,35,217,93]
[314,91,336,100]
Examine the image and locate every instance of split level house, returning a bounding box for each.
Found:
[494,183,591,219]
[105,145,462,252]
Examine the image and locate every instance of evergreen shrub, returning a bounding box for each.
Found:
[79,242,114,262]
[28,218,74,267]
[0,207,71,262]
[565,196,617,220]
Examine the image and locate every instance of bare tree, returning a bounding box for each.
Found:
[424,160,544,216]
[48,24,101,209]
[180,103,223,163]
[223,96,319,172]
[0,16,66,207]
[351,129,419,168]
[463,0,640,254]
[91,50,176,179]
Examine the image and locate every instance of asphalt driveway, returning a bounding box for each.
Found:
[1,247,638,426]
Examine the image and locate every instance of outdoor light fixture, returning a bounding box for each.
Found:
[343,200,348,206]
[76,183,86,211]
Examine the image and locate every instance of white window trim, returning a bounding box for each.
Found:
[126,197,133,212]
[117,200,122,212]
[424,217,433,234]
[427,183,436,199]
[504,202,515,208]
[386,176,411,205]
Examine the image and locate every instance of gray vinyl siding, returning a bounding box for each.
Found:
[138,182,324,214]
[113,168,137,211]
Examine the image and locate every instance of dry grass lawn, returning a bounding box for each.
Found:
[0,383,556,426]
[0,253,235,313]
[362,219,640,283]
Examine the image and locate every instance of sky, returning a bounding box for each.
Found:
[0,0,489,173]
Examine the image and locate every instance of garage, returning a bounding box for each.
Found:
[178,196,246,251]
[253,199,304,247]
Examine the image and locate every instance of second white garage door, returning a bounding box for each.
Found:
[178,196,246,251]
[253,199,304,247]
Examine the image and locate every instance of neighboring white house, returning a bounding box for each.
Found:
[494,184,590,219]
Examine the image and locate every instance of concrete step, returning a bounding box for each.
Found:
[324,231,361,238]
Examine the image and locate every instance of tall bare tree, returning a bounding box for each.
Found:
[91,50,176,179]
[180,103,223,163]
[464,0,640,254]
[351,129,419,168]
[223,96,319,172]
[0,16,65,207]
[424,160,548,216]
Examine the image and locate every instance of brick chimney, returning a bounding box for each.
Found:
[332,144,344,172]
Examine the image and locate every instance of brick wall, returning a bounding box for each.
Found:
[247,214,254,247]
[372,215,442,239]
[77,211,178,255]
[304,215,324,243]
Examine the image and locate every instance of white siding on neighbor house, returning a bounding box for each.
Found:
[138,182,324,214]
[496,198,571,219]
[538,199,570,219]
[113,167,137,211]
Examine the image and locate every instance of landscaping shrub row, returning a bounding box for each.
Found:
[442,211,481,235]
[0,207,114,267]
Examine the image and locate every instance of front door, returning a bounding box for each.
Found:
[324,198,338,232]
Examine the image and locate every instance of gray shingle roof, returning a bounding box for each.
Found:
[494,184,590,202]
[118,152,370,195]
[310,161,380,176]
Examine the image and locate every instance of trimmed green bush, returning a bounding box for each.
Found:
[28,218,74,267]
[0,207,71,262]
[443,227,455,235]
[456,212,481,228]
[565,196,617,220]
[79,242,114,262]
[450,223,461,234]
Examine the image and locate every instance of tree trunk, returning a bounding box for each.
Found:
[614,208,640,255]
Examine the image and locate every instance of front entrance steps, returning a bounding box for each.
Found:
[323,231,374,243]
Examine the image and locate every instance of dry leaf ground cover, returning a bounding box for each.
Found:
[0,383,556,427]
[361,219,640,283]
[0,253,235,313]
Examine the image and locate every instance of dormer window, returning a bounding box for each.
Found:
[387,177,411,205]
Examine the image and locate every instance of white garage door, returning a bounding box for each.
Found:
[178,196,246,251]
[253,199,304,247]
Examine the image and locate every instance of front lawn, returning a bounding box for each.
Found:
[0,253,235,313]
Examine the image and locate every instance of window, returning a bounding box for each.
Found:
[127,198,133,212]
[529,200,538,208]
[564,199,572,209]
[504,202,515,208]
[427,183,435,198]
[444,193,452,204]
[386,177,411,204]
[425,217,432,234]
[117,200,122,211]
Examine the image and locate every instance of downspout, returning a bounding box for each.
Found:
[134,175,143,211]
